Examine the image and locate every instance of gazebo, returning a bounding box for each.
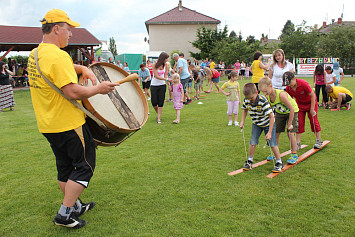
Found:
[0,25,101,62]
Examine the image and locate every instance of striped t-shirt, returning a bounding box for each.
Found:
[241,94,272,127]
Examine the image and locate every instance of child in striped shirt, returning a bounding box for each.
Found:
[239,83,284,173]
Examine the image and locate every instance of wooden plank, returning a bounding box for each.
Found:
[228,145,308,176]
[91,65,140,129]
[266,140,331,178]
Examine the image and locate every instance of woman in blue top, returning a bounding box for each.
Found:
[138,63,151,100]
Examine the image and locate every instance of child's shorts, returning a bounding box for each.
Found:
[188,82,192,88]
[250,123,278,147]
[194,81,202,90]
[275,112,299,133]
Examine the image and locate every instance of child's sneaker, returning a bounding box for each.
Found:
[297,142,301,151]
[267,155,275,161]
[331,107,340,111]
[287,154,298,164]
[325,104,329,109]
[314,139,323,149]
[242,160,253,170]
[234,121,239,126]
[346,102,351,110]
[272,162,284,173]
[228,121,232,126]
[53,212,87,229]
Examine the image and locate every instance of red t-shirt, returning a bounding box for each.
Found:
[147,64,153,77]
[286,78,315,110]
[211,69,220,78]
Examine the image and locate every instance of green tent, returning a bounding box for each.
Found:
[116,54,143,73]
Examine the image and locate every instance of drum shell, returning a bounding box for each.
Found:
[82,62,148,146]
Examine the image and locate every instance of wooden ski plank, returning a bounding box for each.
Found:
[266,140,331,178]
[228,145,308,176]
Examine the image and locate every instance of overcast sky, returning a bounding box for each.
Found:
[0,0,354,56]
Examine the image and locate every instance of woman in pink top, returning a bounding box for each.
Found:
[151,52,170,124]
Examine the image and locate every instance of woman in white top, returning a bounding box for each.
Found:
[269,49,294,90]
[150,52,170,124]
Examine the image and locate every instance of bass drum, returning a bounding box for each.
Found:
[82,62,148,146]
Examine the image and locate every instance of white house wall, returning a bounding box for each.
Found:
[148,24,218,59]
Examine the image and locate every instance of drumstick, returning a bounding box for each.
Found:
[115,73,139,85]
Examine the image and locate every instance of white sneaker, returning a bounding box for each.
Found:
[234,121,239,126]
[147,97,151,101]
[228,121,232,126]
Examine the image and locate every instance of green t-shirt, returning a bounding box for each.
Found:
[268,89,299,114]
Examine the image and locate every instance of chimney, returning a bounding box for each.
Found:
[323,21,327,28]
[338,17,342,25]
[179,0,182,11]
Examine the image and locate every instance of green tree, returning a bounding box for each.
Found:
[211,38,262,66]
[280,20,295,40]
[246,35,256,45]
[317,26,355,68]
[280,21,319,58]
[109,37,118,57]
[190,26,228,60]
[229,30,237,39]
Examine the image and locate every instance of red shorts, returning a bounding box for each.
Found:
[297,103,321,134]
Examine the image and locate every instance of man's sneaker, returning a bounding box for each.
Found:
[76,199,96,217]
[228,121,232,126]
[242,160,253,170]
[297,142,301,151]
[314,139,323,149]
[325,104,329,109]
[234,121,239,126]
[272,162,284,173]
[267,155,275,161]
[346,102,351,110]
[331,107,340,111]
[287,154,298,164]
[53,212,87,229]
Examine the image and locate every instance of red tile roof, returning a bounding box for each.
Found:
[146,6,221,25]
[0,25,100,52]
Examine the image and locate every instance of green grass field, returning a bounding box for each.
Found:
[0,77,354,236]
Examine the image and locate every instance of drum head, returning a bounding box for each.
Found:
[83,62,148,132]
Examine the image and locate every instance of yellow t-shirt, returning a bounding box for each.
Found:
[28,43,85,133]
[210,61,215,69]
[251,60,264,83]
[329,86,353,99]
[221,81,240,101]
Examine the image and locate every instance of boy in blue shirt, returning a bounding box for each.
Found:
[239,83,284,172]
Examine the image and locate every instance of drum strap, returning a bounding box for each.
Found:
[33,48,108,130]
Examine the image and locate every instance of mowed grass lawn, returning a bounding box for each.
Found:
[0,76,354,236]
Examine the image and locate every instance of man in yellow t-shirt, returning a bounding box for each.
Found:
[28,9,117,229]
[325,85,353,111]
[209,60,215,69]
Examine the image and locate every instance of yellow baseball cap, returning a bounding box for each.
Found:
[42,9,80,27]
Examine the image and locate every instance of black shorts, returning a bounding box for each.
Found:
[342,94,352,104]
[150,84,166,107]
[43,123,96,188]
[240,69,245,76]
[142,80,151,89]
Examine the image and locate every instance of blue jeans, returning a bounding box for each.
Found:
[250,123,277,147]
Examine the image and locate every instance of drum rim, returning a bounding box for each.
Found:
[82,62,149,132]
